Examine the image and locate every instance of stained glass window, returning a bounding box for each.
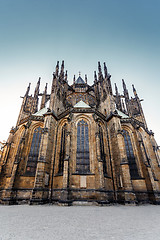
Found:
[58,124,66,174]
[98,124,107,174]
[26,127,42,175]
[76,120,90,174]
[123,130,139,179]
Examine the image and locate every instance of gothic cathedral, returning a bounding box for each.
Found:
[0,61,160,205]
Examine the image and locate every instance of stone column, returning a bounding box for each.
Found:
[61,124,71,204]
[30,114,56,204]
[95,131,104,189]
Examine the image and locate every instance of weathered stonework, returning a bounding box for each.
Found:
[0,61,160,205]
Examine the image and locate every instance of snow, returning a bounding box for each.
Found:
[0,205,160,240]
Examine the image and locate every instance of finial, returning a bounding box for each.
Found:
[104,62,108,78]
[25,82,31,96]
[73,75,76,84]
[65,70,68,81]
[122,79,129,99]
[132,84,137,97]
[34,77,41,98]
[79,71,81,77]
[85,74,87,84]
[122,99,126,112]
[45,83,48,91]
[132,84,136,92]
[55,61,59,77]
[98,62,102,73]
[59,60,65,81]
[115,83,119,96]
[98,61,103,81]
[94,71,97,82]
[122,79,127,90]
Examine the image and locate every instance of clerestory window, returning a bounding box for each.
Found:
[76,120,90,174]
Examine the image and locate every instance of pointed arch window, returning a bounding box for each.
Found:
[123,130,139,179]
[98,124,107,174]
[58,124,67,174]
[26,127,42,175]
[76,120,90,174]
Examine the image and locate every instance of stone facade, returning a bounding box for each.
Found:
[0,61,160,205]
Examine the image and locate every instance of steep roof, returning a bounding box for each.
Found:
[32,107,47,116]
[116,109,129,118]
[75,76,85,84]
[74,100,91,108]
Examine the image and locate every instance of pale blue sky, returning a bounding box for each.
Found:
[0,0,160,144]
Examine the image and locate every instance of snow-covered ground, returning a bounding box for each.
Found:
[0,205,160,240]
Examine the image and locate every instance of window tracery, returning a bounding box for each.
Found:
[123,130,139,179]
[26,126,42,175]
[76,120,90,174]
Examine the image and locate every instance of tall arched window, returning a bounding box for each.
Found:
[98,124,107,175]
[76,120,90,174]
[123,130,139,179]
[58,124,66,174]
[26,127,42,175]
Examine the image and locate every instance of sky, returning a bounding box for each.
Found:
[0,0,160,144]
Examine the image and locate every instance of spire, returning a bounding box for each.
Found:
[132,84,138,97]
[104,62,108,78]
[55,61,59,77]
[73,75,75,84]
[122,99,126,112]
[51,72,56,93]
[59,60,64,80]
[122,79,127,91]
[40,83,48,110]
[34,77,40,98]
[85,74,87,84]
[25,83,31,97]
[115,83,119,96]
[122,79,129,99]
[65,70,68,82]
[94,71,97,82]
[98,61,103,81]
